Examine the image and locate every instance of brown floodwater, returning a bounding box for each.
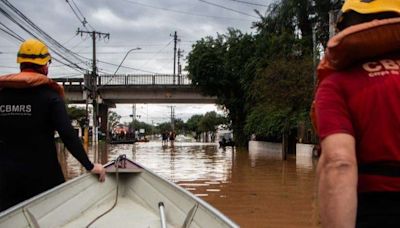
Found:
[63,141,320,228]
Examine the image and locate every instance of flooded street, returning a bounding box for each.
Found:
[64,141,320,228]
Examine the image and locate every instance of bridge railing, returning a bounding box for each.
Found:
[98,74,192,86]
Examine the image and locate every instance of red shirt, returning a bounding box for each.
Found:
[316,55,400,192]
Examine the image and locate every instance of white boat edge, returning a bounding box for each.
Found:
[0,158,240,228]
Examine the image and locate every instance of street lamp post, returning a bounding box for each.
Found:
[116,48,141,141]
[114,47,141,75]
[94,47,141,144]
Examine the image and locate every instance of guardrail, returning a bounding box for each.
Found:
[99,74,191,86]
[53,74,192,86]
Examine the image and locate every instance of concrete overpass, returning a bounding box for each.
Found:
[56,74,217,105]
[54,74,217,133]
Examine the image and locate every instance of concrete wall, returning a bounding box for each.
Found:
[248,141,315,161]
[296,143,315,168]
[296,143,314,158]
[248,141,283,160]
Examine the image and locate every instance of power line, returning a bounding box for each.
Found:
[74,51,172,54]
[219,0,268,7]
[198,0,258,18]
[70,50,161,74]
[0,21,24,41]
[0,0,85,71]
[62,34,79,45]
[65,0,95,30]
[1,0,88,65]
[50,73,83,78]
[0,65,18,69]
[139,39,173,68]
[97,59,160,74]
[124,0,253,21]
[0,0,89,73]
[66,0,87,28]
[0,27,22,41]
[0,8,81,72]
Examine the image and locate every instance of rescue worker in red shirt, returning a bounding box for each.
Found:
[314,1,400,227]
[0,39,105,212]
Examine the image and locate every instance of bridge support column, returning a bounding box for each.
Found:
[99,104,109,140]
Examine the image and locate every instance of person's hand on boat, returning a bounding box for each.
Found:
[91,163,106,182]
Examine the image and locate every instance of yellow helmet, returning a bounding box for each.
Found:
[17,39,51,65]
[341,0,400,15]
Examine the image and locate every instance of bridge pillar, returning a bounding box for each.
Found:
[99,104,109,139]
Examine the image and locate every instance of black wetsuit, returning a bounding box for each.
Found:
[0,85,93,211]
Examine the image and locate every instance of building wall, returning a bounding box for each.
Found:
[248,141,315,162]
[248,141,283,160]
[296,143,314,158]
[296,143,315,168]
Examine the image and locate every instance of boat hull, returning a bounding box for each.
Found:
[0,159,239,228]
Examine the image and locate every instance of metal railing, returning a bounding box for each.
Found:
[53,74,192,87]
[98,74,192,86]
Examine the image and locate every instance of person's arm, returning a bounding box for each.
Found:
[49,93,105,182]
[317,133,357,228]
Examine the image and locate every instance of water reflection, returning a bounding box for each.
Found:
[64,141,319,228]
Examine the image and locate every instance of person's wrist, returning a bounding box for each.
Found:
[88,163,95,171]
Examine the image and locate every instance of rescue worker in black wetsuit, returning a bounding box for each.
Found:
[0,39,106,212]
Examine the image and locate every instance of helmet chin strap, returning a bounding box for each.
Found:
[32,65,48,76]
[42,65,48,76]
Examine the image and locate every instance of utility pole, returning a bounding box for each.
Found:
[168,106,175,131]
[170,31,180,85]
[77,28,110,144]
[132,104,136,133]
[177,48,184,85]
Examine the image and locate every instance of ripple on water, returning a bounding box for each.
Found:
[63,140,320,228]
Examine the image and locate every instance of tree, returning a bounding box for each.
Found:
[173,118,185,135]
[186,114,203,141]
[253,0,339,50]
[199,111,225,142]
[108,111,121,131]
[245,57,314,140]
[186,0,338,146]
[187,29,257,146]
[199,111,224,132]
[66,106,86,128]
[128,120,152,135]
[156,122,172,135]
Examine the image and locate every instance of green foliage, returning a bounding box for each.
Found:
[156,122,172,134]
[187,29,256,146]
[186,114,203,137]
[127,120,152,135]
[186,0,337,144]
[199,111,225,133]
[66,106,86,128]
[244,57,314,138]
[174,119,186,134]
[108,111,121,130]
[185,112,226,140]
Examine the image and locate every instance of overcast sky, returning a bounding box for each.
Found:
[0,0,272,124]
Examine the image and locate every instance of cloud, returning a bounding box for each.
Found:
[0,0,271,122]
[92,8,171,30]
